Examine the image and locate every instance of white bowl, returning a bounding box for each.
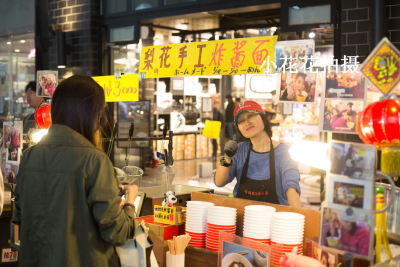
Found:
[244,213,274,220]
[187,201,215,207]
[271,228,304,234]
[245,205,276,213]
[272,220,304,227]
[243,227,270,233]
[207,215,237,222]
[243,224,270,230]
[271,237,303,244]
[245,219,272,225]
[208,206,237,215]
[271,233,304,239]
[185,227,207,234]
[186,213,208,219]
[207,219,237,226]
[243,232,270,239]
[273,212,305,221]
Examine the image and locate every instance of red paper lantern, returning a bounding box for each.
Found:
[357,98,400,178]
[357,99,400,146]
[35,103,52,129]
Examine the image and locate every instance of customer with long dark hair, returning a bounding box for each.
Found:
[13,75,138,267]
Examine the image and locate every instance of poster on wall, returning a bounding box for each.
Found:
[4,164,19,184]
[245,74,279,99]
[359,37,400,96]
[277,72,318,104]
[325,71,365,99]
[139,36,277,78]
[328,141,376,180]
[274,39,315,72]
[320,99,364,134]
[170,112,186,132]
[320,206,373,259]
[37,70,58,97]
[3,121,23,149]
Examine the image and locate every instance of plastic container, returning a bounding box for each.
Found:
[122,166,143,186]
[157,164,177,189]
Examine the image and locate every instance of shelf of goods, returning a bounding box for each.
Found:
[153,132,221,160]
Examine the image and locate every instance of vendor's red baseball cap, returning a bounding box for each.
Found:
[234,100,265,125]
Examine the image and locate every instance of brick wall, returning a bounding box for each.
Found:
[387,0,400,51]
[341,0,370,62]
[48,0,101,77]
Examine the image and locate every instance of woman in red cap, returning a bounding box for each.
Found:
[214,100,301,207]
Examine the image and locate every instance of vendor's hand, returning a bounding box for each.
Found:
[224,134,238,159]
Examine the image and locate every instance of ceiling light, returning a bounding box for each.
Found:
[20,40,25,43]
[15,49,20,53]
[7,42,11,45]
[309,32,316,38]
[58,65,66,68]
[292,6,300,10]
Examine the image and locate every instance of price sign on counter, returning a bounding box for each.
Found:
[139,36,277,78]
[93,74,139,102]
[2,249,18,263]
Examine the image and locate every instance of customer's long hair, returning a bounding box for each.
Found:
[51,75,110,150]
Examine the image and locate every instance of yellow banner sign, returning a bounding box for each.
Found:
[139,36,277,78]
[92,74,139,102]
[154,205,186,225]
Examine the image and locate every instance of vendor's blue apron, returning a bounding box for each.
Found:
[235,139,280,204]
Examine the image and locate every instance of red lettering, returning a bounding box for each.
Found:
[4,252,9,258]
[195,44,206,68]
[178,45,188,68]
[209,43,226,67]
[159,46,172,68]
[143,48,155,71]
[231,40,247,68]
[252,40,270,65]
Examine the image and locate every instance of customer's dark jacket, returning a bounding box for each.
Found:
[12,124,135,267]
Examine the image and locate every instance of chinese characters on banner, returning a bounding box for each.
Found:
[360,37,400,96]
[92,74,139,102]
[139,36,277,78]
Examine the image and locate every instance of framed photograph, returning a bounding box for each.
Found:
[4,164,19,184]
[320,207,373,259]
[37,70,58,97]
[314,248,337,267]
[329,141,376,180]
[3,121,23,149]
[320,99,365,134]
[201,97,213,113]
[325,71,365,99]
[278,72,318,103]
[326,175,373,210]
[274,39,315,72]
[172,79,184,90]
[6,147,20,164]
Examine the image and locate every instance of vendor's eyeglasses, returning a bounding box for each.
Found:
[237,113,257,125]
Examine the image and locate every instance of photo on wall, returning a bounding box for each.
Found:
[221,240,269,267]
[314,247,337,267]
[4,164,19,184]
[320,207,373,259]
[274,40,315,72]
[36,70,58,97]
[6,147,20,164]
[325,71,365,99]
[3,121,23,149]
[278,72,318,103]
[329,141,376,180]
[320,99,364,134]
[326,175,373,210]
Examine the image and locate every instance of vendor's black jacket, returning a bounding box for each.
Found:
[12,124,135,267]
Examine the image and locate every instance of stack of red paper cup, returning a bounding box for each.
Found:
[185,201,215,248]
[270,212,305,266]
[206,206,237,252]
[243,205,276,247]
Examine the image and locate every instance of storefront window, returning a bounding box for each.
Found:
[133,0,158,10]
[0,33,35,122]
[106,0,127,14]
[111,43,141,75]
[165,0,196,5]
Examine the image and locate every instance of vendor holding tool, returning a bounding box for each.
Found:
[214,100,301,207]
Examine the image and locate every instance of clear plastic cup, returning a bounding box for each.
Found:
[157,164,177,189]
[122,166,143,187]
